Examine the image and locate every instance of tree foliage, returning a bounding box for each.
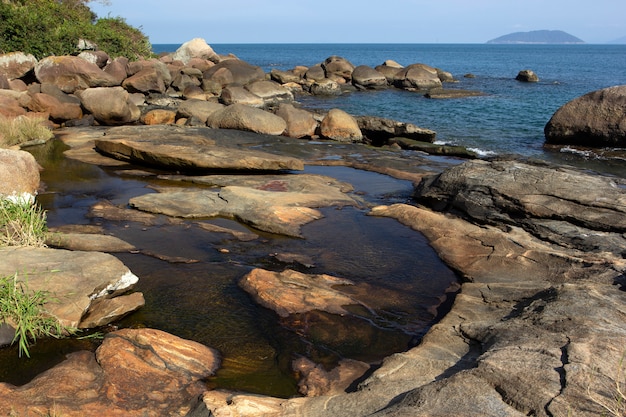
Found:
[0,0,152,59]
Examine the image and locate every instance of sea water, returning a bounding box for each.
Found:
[155,43,626,174]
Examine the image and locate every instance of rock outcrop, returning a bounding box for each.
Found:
[544,85,626,147]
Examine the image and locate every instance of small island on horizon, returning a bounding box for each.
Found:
[487,30,585,44]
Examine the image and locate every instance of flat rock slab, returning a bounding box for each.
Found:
[129,174,360,237]
[239,268,359,317]
[0,328,220,416]
[93,125,304,172]
[0,247,140,329]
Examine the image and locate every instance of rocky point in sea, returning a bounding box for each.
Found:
[0,37,625,416]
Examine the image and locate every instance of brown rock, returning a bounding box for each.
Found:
[78,86,141,125]
[26,93,83,122]
[206,103,287,135]
[0,94,27,118]
[220,85,265,107]
[322,56,355,82]
[0,328,220,416]
[141,108,176,125]
[0,148,40,202]
[103,56,130,85]
[245,80,294,104]
[34,55,119,93]
[0,52,37,80]
[239,268,358,317]
[176,99,224,123]
[203,59,265,87]
[544,85,626,147]
[320,108,363,142]
[275,103,318,138]
[393,63,442,90]
[79,292,145,328]
[171,38,220,64]
[351,65,388,90]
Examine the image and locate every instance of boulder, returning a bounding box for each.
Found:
[103,56,130,85]
[0,73,9,89]
[0,94,27,118]
[25,93,83,123]
[122,60,172,94]
[34,55,119,93]
[0,52,37,80]
[516,69,539,82]
[140,109,176,125]
[275,103,318,138]
[320,108,363,142]
[544,85,626,147]
[0,247,141,329]
[321,56,355,82]
[393,63,442,90]
[170,67,202,92]
[176,99,224,123]
[171,38,220,64]
[245,80,294,104]
[46,232,137,253]
[77,50,110,68]
[304,64,326,81]
[206,103,287,135]
[0,328,220,416]
[203,59,265,86]
[356,115,436,145]
[0,149,40,203]
[220,85,265,107]
[78,86,141,126]
[93,124,303,172]
[310,78,342,96]
[375,60,404,82]
[351,65,388,90]
[270,68,303,84]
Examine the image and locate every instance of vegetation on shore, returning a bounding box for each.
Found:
[0,115,54,149]
[0,0,152,59]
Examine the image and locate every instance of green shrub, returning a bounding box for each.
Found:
[0,0,152,59]
[0,115,54,148]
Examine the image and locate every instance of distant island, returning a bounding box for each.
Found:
[487,30,585,44]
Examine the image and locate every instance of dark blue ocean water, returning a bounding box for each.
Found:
[154,43,626,173]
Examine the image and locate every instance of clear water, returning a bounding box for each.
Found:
[157,43,626,174]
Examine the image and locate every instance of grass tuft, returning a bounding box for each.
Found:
[0,115,54,149]
[0,199,48,247]
[0,273,63,358]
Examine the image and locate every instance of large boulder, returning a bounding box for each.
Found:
[103,56,130,85]
[310,78,342,96]
[220,85,265,107]
[319,108,363,142]
[206,103,287,135]
[351,65,388,90]
[544,85,626,147]
[393,63,442,90]
[321,56,355,82]
[0,328,220,416]
[356,115,436,145]
[0,52,37,80]
[245,80,294,105]
[275,103,318,138]
[516,69,539,82]
[34,56,119,93]
[203,59,265,87]
[171,38,220,64]
[176,99,224,124]
[78,87,141,126]
[0,94,27,118]
[25,93,83,123]
[122,60,172,94]
[375,60,404,82]
[0,149,40,203]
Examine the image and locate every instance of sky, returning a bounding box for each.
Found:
[88,0,626,44]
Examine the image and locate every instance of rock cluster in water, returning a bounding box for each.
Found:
[0,37,625,416]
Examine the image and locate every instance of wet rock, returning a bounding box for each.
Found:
[94,124,302,171]
[206,103,288,135]
[0,148,40,203]
[88,200,158,225]
[392,137,477,158]
[238,268,359,317]
[0,247,141,329]
[516,69,539,82]
[294,357,370,397]
[424,88,486,99]
[129,173,358,237]
[356,116,436,145]
[79,292,145,328]
[0,328,220,416]
[544,84,626,148]
[45,232,137,253]
[320,108,363,142]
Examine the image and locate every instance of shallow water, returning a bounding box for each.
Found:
[0,139,459,397]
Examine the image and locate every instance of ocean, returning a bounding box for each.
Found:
[153,43,626,175]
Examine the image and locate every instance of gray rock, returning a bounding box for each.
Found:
[351,65,388,90]
[516,69,539,82]
[206,103,287,135]
[393,63,442,90]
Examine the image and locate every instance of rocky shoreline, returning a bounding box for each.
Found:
[0,38,625,416]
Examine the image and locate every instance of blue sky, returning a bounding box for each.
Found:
[89,0,626,44]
